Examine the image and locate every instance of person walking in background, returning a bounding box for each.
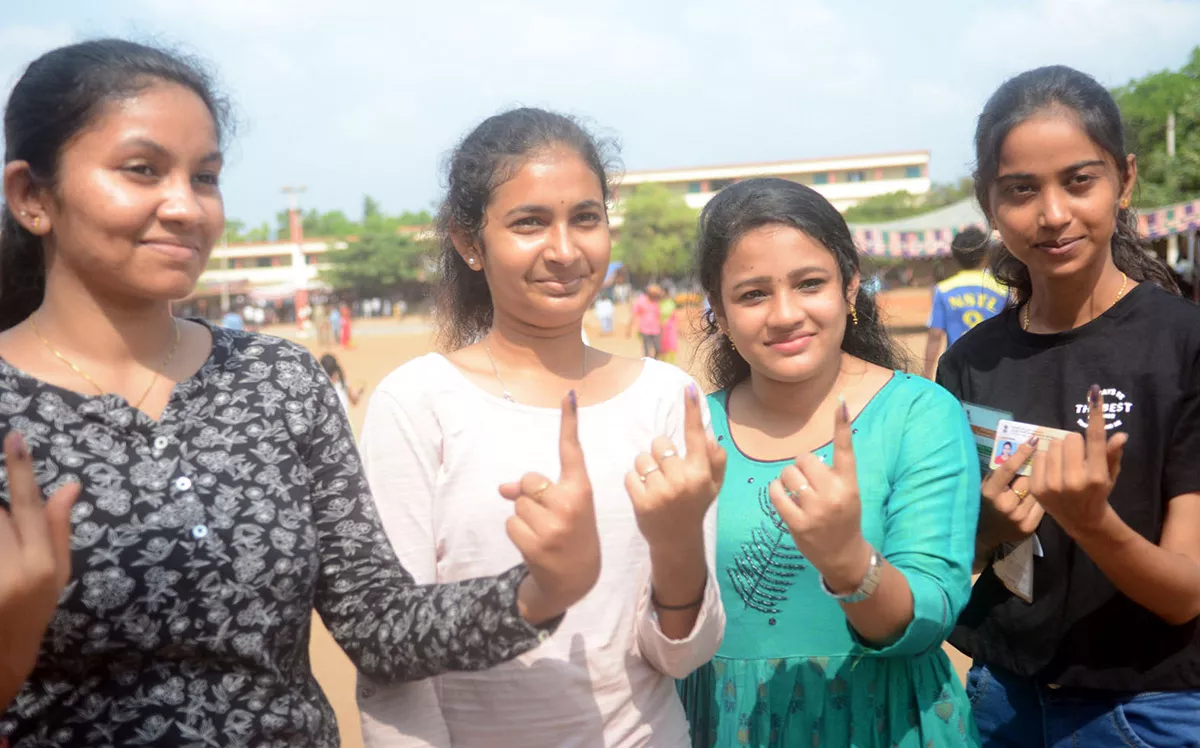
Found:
[659,290,680,363]
[313,301,332,346]
[220,305,244,331]
[338,301,354,349]
[321,353,364,415]
[627,283,663,359]
[594,293,615,335]
[922,226,1007,379]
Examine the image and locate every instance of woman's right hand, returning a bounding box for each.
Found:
[499,392,601,626]
[978,437,1042,556]
[0,432,80,711]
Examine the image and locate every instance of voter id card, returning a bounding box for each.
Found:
[990,419,1073,476]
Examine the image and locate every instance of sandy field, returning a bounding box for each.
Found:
[276,289,968,748]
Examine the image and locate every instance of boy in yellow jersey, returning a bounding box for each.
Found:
[923,226,1007,378]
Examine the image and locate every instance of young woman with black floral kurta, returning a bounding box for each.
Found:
[0,40,601,746]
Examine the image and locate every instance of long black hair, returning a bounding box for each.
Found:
[973,65,1178,303]
[697,178,906,391]
[0,39,231,331]
[433,107,618,351]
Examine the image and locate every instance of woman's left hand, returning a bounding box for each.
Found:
[769,398,872,592]
[625,384,727,549]
[1030,385,1127,537]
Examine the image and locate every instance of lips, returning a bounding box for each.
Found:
[142,239,201,263]
[1033,237,1084,256]
[535,277,585,294]
[766,331,814,355]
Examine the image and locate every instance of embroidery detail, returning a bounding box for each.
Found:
[726,486,807,614]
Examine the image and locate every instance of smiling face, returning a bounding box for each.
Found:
[33,81,225,302]
[714,223,858,383]
[987,108,1135,283]
[458,146,610,330]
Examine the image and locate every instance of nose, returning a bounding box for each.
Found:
[1038,186,1071,230]
[767,286,806,328]
[157,173,205,226]
[543,219,582,266]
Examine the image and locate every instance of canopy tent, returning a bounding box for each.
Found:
[849,197,1200,258]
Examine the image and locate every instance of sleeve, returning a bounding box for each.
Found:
[633,374,725,678]
[934,345,965,401]
[927,288,946,331]
[852,384,980,657]
[354,377,451,746]
[1165,348,1200,499]
[302,353,558,685]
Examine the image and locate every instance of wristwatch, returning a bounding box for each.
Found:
[820,547,882,604]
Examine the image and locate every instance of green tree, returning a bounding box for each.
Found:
[245,222,271,242]
[615,184,698,277]
[841,178,974,224]
[221,219,246,244]
[320,232,436,295]
[1112,46,1200,207]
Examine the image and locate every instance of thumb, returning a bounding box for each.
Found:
[557,390,588,488]
[1106,432,1128,483]
[43,482,80,587]
[706,436,728,487]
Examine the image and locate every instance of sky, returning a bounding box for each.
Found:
[2,0,1198,229]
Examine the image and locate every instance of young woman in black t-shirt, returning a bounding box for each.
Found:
[936,66,1200,746]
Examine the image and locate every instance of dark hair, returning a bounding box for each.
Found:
[1,39,232,331]
[433,108,618,350]
[950,225,989,270]
[973,65,1178,303]
[697,178,907,391]
[319,353,345,384]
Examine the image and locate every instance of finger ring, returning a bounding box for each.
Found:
[786,483,809,499]
[1013,488,1029,500]
[659,449,678,459]
[638,465,660,482]
[532,481,551,499]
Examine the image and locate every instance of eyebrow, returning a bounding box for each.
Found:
[731,266,829,290]
[120,137,223,165]
[503,199,605,218]
[996,159,1106,182]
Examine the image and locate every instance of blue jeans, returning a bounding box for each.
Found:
[967,663,1200,747]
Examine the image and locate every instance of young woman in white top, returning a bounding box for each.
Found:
[357,108,728,747]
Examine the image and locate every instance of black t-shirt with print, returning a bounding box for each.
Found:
[937,282,1200,691]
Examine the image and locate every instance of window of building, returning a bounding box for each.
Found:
[905,165,922,179]
[709,178,733,191]
[846,170,866,182]
[687,181,702,193]
[813,172,829,185]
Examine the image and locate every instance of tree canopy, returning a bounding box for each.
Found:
[614,184,698,277]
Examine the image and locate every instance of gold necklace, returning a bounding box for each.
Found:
[484,334,587,404]
[29,316,182,410]
[1023,272,1128,332]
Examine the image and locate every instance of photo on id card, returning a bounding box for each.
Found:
[990,419,1073,476]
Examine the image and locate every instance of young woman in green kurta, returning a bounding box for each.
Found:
[679,178,981,747]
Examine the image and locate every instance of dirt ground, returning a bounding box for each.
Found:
[279,291,967,748]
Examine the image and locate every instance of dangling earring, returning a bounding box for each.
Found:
[849,306,859,326]
[726,333,736,352]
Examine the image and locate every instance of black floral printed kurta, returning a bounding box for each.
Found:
[0,324,554,747]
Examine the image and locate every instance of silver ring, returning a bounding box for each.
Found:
[785,483,809,500]
[638,465,660,482]
[658,449,678,460]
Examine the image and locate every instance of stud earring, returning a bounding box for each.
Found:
[466,257,476,267]
[1119,198,1130,210]
[32,216,41,231]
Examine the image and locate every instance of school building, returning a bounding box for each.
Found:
[613,150,932,213]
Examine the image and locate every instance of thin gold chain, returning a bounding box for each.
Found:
[1023,272,1128,332]
[28,316,182,410]
[484,334,587,404]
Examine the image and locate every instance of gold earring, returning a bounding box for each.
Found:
[726,333,736,352]
[1119,198,1130,210]
[31,216,41,231]
[849,307,859,326]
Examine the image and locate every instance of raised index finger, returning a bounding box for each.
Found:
[682,383,708,464]
[831,396,857,481]
[1085,384,1110,475]
[5,431,47,545]
[558,390,588,490]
